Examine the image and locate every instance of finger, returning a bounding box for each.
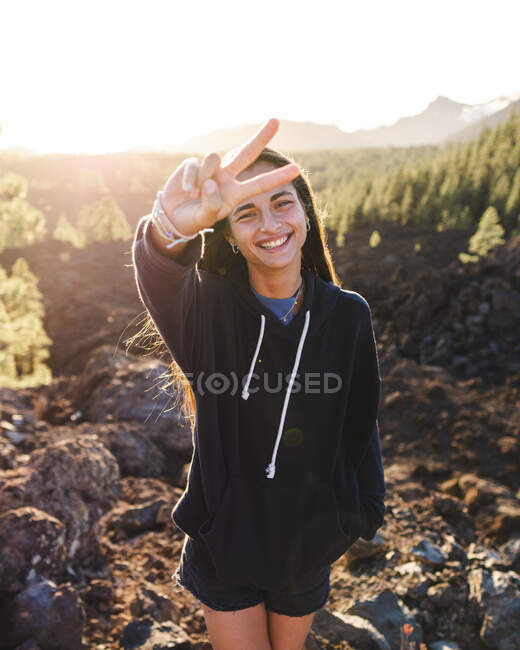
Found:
[195,179,223,228]
[199,152,221,185]
[221,118,279,177]
[235,162,301,202]
[182,158,201,192]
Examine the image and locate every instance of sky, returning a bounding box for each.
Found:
[1,0,519,155]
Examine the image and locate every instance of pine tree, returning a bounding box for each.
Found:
[469,206,505,255]
[0,258,52,387]
[369,230,381,247]
[490,173,510,216]
[505,168,520,231]
[76,196,133,245]
[400,184,414,225]
[53,213,86,247]
[459,206,505,263]
[0,172,46,252]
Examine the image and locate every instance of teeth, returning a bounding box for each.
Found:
[259,235,289,249]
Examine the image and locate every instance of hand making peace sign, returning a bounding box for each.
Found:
[158,118,301,237]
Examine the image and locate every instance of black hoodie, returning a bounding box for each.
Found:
[132,215,386,591]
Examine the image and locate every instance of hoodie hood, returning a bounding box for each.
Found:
[226,259,341,341]
[226,260,341,479]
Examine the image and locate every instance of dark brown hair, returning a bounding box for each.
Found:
[198,147,341,284]
[126,146,342,428]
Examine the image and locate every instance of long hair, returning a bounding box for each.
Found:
[126,146,342,429]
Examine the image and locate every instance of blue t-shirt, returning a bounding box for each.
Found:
[249,283,301,325]
[250,279,335,325]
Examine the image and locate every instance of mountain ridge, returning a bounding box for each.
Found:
[167,91,520,153]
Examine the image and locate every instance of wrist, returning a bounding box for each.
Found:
[155,191,192,238]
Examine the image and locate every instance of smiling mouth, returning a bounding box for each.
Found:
[257,233,292,251]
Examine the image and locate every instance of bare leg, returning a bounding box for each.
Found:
[201,601,272,650]
[267,609,316,650]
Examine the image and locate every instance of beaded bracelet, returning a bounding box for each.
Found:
[151,190,214,249]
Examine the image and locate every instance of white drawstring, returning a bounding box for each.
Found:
[266,310,311,479]
[241,315,265,400]
[241,310,312,478]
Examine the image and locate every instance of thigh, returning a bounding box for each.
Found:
[267,609,316,650]
[176,537,271,649]
[265,564,331,649]
[202,601,272,650]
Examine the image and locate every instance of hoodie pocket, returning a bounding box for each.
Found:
[198,475,354,590]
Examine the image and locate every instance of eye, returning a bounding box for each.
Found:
[238,212,254,220]
[276,201,293,209]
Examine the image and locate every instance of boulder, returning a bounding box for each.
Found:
[101,499,170,542]
[0,436,120,560]
[501,535,520,569]
[120,618,190,649]
[0,507,66,595]
[467,568,520,650]
[92,421,178,480]
[344,533,387,564]
[130,586,178,623]
[410,538,446,569]
[70,346,193,460]
[345,588,423,649]
[0,575,85,650]
[310,607,390,649]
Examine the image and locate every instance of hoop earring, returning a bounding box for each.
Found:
[306,217,311,231]
[230,242,239,254]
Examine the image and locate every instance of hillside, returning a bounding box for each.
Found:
[0,226,518,648]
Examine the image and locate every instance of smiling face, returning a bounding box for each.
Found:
[225,161,308,273]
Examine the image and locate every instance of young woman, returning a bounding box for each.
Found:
[131,118,386,650]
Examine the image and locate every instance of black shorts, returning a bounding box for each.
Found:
[172,535,331,617]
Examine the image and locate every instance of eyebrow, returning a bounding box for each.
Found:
[232,191,294,218]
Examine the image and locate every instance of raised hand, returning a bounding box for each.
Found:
[158,118,300,238]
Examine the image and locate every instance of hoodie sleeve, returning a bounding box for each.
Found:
[347,300,386,540]
[131,214,205,375]
[357,422,386,540]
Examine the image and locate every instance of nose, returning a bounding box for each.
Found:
[259,206,282,232]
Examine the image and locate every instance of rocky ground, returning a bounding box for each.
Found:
[0,225,519,649]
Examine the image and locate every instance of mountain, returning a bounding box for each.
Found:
[168,92,520,153]
[443,96,520,144]
[341,95,473,148]
[170,120,350,154]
